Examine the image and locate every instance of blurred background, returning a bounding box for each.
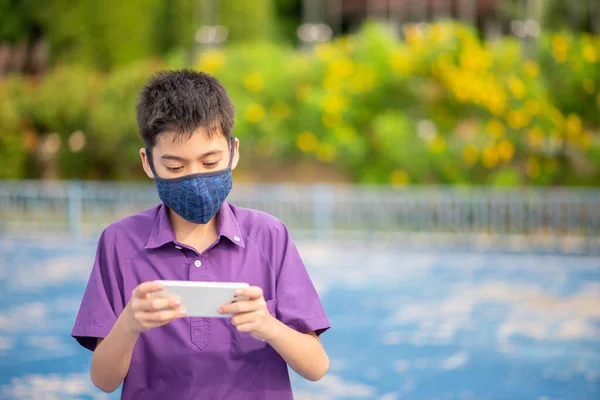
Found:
[0,0,599,399]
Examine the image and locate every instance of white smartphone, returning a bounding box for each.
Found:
[150,280,250,318]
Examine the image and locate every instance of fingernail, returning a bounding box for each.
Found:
[235,289,242,295]
[218,307,224,314]
[179,308,186,316]
[174,299,181,306]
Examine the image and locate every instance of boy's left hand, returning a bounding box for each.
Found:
[218,286,279,342]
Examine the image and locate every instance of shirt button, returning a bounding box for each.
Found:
[233,236,241,242]
[194,260,202,268]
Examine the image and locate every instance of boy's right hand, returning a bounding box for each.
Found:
[123,281,186,334]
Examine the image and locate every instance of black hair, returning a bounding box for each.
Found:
[136,69,235,149]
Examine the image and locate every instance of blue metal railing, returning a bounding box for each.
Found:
[0,180,599,254]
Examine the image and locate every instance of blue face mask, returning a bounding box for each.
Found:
[146,137,235,225]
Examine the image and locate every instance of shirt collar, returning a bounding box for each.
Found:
[145,204,177,249]
[216,201,246,248]
[145,202,245,249]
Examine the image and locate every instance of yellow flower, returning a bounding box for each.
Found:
[525,99,541,116]
[430,23,449,44]
[328,58,354,78]
[322,94,348,114]
[243,72,265,93]
[583,79,596,95]
[433,54,454,78]
[428,135,446,154]
[315,43,335,61]
[583,44,598,63]
[296,131,319,153]
[549,107,565,127]
[198,50,225,74]
[497,139,515,162]
[551,34,568,63]
[453,88,467,103]
[527,127,544,149]
[454,24,475,43]
[391,50,412,76]
[508,76,526,100]
[315,143,336,162]
[244,103,265,123]
[487,91,507,116]
[580,130,591,149]
[482,146,499,169]
[462,145,479,166]
[322,113,341,128]
[486,120,505,138]
[323,75,342,93]
[461,46,492,71]
[404,24,424,47]
[507,110,529,129]
[270,102,290,121]
[526,157,540,178]
[523,60,540,78]
[390,169,410,187]
[348,66,376,93]
[565,113,582,139]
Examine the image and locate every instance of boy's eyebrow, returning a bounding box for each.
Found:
[160,150,223,162]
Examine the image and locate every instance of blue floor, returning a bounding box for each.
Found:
[0,235,599,399]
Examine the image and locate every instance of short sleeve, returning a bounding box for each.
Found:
[272,223,330,336]
[71,229,124,351]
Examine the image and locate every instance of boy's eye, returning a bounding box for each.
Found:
[166,166,183,172]
[203,161,218,167]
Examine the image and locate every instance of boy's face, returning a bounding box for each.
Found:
[140,126,239,180]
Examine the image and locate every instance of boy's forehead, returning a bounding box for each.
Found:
[154,128,228,153]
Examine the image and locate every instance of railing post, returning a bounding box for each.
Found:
[313,184,333,241]
[68,180,83,235]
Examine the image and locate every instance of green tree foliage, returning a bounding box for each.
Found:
[219,0,275,43]
[2,22,599,185]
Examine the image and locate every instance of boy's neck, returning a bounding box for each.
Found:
[168,209,219,253]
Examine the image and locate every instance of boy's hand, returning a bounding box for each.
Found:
[219,286,279,342]
[123,281,186,334]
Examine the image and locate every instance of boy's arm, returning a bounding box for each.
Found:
[265,322,329,382]
[219,286,329,381]
[90,314,139,392]
[90,282,185,393]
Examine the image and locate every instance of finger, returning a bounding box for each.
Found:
[132,296,173,312]
[235,322,256,333]
[142,307,186,323]
[140,297,181,311]
[134,281,164,298]
[220,298,262,315]
[231,310,265,326]
[234,286,263,300]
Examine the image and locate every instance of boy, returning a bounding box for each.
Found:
[72,70,330,399]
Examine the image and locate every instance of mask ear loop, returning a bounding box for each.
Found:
[228,136,236,168]
[145,148,163,181]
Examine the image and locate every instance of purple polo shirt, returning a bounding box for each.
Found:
[72,202,330,399]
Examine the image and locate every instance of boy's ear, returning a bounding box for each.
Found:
[231,138,240,170]
[140,148,155,179]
